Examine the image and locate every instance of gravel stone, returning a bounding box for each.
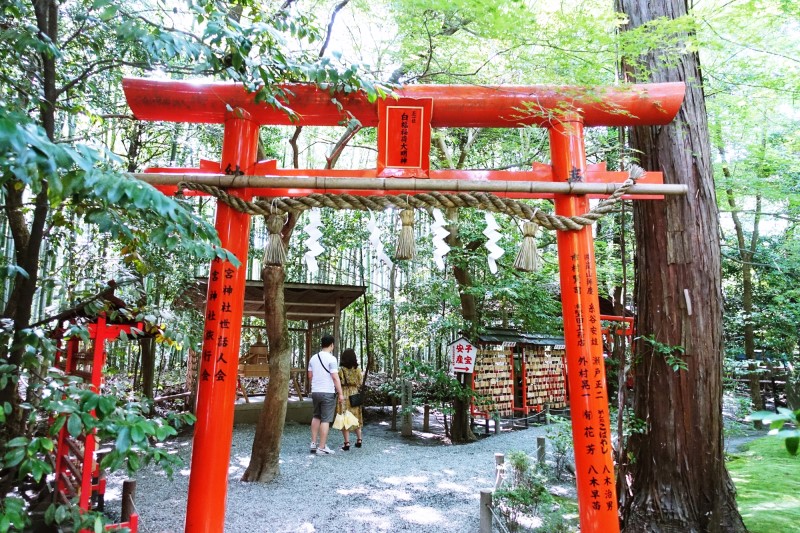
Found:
[105,418,552,533]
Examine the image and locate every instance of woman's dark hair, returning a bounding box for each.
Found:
[340,348,359,369]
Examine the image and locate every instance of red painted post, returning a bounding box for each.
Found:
[75,317,108,511]
[90,315,107,394]
[184,109,258,533]
[550,116,620,533]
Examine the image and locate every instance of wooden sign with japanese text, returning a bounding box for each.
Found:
[448,337,476,374]
[377,97,432,178]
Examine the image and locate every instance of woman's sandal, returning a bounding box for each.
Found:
[341,442,350,451]
[355,439,362,448]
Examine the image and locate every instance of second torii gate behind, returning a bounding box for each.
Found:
[123,78,685,533]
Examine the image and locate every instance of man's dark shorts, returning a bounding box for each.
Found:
[311,392,337,423]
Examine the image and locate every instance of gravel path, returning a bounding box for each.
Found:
[104,417,553,533]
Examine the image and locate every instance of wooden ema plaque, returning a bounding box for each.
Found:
[472,346,514,418]
[377,97,432,178]
[524,346,568,410]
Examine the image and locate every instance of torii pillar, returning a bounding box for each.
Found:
[551,115,618,527]
[185,110,258,532]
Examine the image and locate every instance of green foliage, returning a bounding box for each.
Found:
[639,335,688,372]
[703,1,800,403]
[187,0,391,112]
[0,354,194,530]
[728,391,754,422]
[2,1,389,116]
[0,495,26,532]
[0,309,194,529]
[608,407,646,463]
[746,408,800,456]
[545,416,574,481]
[0,108,236,266]
[494,451,555,532]
[383,0,626,86]
[381,358,475,416]
[43,501,118,532]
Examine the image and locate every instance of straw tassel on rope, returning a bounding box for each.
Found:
[263,213,287,266]
[395,209,416,260]
[514,222,539,272]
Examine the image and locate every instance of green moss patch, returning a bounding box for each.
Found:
[728,436,800,532]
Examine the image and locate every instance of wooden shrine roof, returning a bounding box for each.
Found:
[477,329,565,347]
[189,280,366,322]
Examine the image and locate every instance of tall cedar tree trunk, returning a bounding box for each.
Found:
[389,263,398,430]
[242,124,311,481]
[240,118,299,480]
[717,127,764,409]
[446,208,477,443]
[0,0,56,439]
[241,261,292,482]
[726,190,762,409]
[242,117,358,479]
[434,134,480,442]
[617,0,747,531]
[128,122,158,405]
[140,338,156,401]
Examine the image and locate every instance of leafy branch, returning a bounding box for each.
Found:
[639,334,688,372]
[746,408,800,456]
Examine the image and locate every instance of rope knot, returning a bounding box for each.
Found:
[395,209,416,260]
[514,221,539,272]
[263,213,288,266]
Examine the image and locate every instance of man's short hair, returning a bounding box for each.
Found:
[320,335,335,349]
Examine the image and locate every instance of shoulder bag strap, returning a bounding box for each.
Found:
[317,353,331,374]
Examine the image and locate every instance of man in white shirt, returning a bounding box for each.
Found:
[308,335,344,455]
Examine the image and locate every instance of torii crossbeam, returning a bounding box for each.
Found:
[124,78,685,533]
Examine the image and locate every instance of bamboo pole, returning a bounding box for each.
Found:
[132,173,688,196]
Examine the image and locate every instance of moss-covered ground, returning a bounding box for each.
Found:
[728,436,800,533]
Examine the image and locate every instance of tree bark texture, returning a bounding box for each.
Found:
[445,208,477,444]
[0,0,56,437]
[450,374,477,444]
[616,0,747,531]
[389,263,398,379]
[140,337,156,401]
[241,264,291,482]
[445,209,478,333]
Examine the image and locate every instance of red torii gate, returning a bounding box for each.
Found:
[123,78,685,533]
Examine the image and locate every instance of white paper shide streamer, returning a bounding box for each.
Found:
[483,212,504,274]
[431,209,451,271]
[302,209,324,275]
[368,212,393,268]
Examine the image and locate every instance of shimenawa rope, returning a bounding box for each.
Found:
[176,166,645,233]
